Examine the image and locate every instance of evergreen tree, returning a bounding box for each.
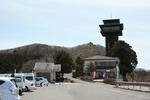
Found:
[75,54,84,77]
[108,40,138,80]
[0,53,42,74]
[86,62,96,73]
[53,50,74,73]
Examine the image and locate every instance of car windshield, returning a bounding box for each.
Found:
[15,77,22,82]
[26,76,33,81]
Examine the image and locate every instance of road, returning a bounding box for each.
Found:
[21,81,150,100]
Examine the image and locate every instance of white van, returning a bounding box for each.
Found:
[14,73,25,94]
[23,73,35,83]
[23,73,36,91]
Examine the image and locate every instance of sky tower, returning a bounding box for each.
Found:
[99,19,123,55]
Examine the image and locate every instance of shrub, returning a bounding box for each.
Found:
[80,76,93,82]
[103,78,116,85]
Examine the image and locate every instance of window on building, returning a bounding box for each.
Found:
[95,62,116,66]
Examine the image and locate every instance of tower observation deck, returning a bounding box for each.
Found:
[99,19,123,55]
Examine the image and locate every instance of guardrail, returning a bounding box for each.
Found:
[116,82,150,92]
[116,82,150,87]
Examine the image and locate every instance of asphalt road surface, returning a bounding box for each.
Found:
[21,81,150,100]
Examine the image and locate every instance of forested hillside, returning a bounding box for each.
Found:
[0,42,105,73]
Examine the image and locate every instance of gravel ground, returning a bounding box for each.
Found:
[20,81,150,100]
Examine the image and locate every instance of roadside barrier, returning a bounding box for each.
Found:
[116,82,150,92]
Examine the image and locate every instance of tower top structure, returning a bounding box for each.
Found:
[99,19,123,55]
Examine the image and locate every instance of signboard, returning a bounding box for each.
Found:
[115,57,119,65]
[106,70,110,72]
[63,73,71,79]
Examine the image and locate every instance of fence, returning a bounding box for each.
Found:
[116,82,150,92]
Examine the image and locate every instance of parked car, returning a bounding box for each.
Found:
[0,74,24,95]
[8,77,22,96]
[24,79,36,91]
[0,77,20,100]
[35,77,49,87]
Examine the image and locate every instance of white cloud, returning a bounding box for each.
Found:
[0,0,56,14]
[0,41,30,50]
[1,0,149,12]
[0,0,149,20]
[127,39,150,47]
[47,0,150,8]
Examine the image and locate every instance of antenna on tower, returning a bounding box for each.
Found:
[110,13,112,19]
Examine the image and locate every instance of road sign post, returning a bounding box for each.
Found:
[116,57,120,87]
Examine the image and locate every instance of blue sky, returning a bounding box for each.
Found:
[0,0,150,69]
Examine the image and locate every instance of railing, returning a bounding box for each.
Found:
[116,82,150,92]
[116,82,150,87]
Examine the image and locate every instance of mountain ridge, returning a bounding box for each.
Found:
[0,42,105,73]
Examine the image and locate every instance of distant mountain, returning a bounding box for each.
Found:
[0,42,105,73]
